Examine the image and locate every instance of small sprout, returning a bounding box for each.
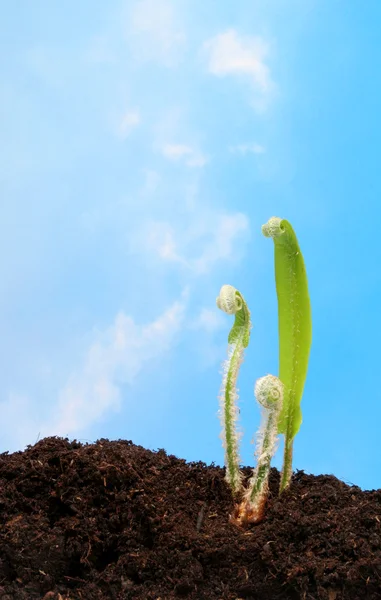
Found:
[216,285,252,496]
[262,217,312,492]
[231,375,283,526]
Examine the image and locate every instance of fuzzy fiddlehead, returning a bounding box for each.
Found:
[231,374,283,525]
[262,217,312,492]
[216,285,252,496]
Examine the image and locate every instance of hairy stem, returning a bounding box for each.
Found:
[231,375,283,525]
[216,285,251,496]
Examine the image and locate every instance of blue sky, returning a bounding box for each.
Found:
[1,0,381,491]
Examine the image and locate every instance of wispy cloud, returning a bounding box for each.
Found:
[204,29,275,110]
[84,34,116,65]
[141,169,161,195]
[190,308,225,333]
[130,211,250,275]
[0,293,188,449]
[0,393,42,451]
[42,293,186,439]
[161,143,209,168]
[49,297,186,435]
[191,212,250,274]
[188,308,227,369]
[118,110,141,139]
[140,221,187,265]
[229,142,266,155]
[128,0,186,66]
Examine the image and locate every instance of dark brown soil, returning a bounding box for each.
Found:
[0,437,380,599]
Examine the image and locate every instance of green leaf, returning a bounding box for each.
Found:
[262,217,312,440]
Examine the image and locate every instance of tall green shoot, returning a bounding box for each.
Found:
[262,217,312,492]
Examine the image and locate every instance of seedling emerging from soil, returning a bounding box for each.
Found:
[232,374,283,526]
[262,217,312,492]
[216,284,252,495]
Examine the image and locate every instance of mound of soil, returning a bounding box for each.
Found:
[0,437,380,599]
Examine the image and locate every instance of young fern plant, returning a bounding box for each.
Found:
[216,285,252,496]
[231,374,283,526]
[262,217,312,492]
[216,217,312,524]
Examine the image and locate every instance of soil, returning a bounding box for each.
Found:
[0,437,380,599]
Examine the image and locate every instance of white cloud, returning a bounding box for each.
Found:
[162,144,192,159]
[128,0,186,66]
[84,34,115,64]
[1,294,187,448]
[118,110,141,138]
[190,308,225,333]
[191,212,250,274]
[230,143,266,155]
[42,294,187,436]
[187,308,227,369]
[186,154,209,168]
[141,169,160,195]
[204,29,275,109]
[0,393,42,451]
[137,221,187,265]
[131,211,250,275]
[161,143,208,168]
